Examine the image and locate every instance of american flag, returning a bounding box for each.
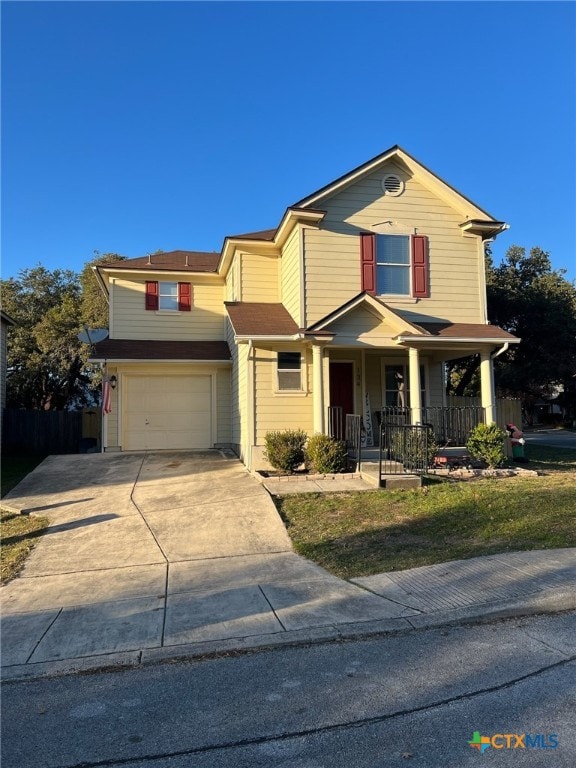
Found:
[102,378,112,415]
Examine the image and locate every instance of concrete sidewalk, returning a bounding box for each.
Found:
[1,452,574,681]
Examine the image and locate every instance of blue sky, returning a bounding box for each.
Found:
[2,1,575,281]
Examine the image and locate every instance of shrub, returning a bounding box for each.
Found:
[264,429,307,472]
[305,434,348,474]
[466,423,506,468]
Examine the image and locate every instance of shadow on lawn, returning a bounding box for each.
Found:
[523,445,576,473]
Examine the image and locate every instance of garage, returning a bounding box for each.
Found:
[123,375,212,450]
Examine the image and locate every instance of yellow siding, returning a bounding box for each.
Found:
[111,277,225,340]
[228,311,249,459]
[328,307,402,347]
[280,225,302,324]
[240,253,279,302]
[253,346,313,444]
[216,368,231,444]
[304,163,483,326]
[226,319,240,447]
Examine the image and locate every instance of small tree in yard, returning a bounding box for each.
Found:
[466,423,506,468]
[264,430,307,473]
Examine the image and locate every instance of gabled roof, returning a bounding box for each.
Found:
[225,302,301,338]
[306,293,425,336]
[89,339,231,362]
[100,251,220,273]
[292,145,499,222]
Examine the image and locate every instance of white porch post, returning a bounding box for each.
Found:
[480,350,496,424]
[312,344,325,434]
[408,347,422,424]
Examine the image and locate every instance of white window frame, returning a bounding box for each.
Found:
[376,234,411,297]
[276,351,304,393]
[158,281,179,311]
[380,360,427,410]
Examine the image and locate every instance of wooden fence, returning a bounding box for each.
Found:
[2,409,101,455]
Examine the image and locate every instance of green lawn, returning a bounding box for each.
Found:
[276,445,576,579]
[1,452,48,582]
[1,509,49,583]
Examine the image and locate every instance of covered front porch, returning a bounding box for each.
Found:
[311,345,498,447]
[306,292,519,448]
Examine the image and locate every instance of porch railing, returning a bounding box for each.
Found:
[379,422,431,479]
[421,406,485,446]
[378,406,485,446]
[345,414,362,473]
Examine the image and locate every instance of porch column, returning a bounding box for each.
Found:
[408,347,422,424]
[480,350,496,424]
[312,344,325,434]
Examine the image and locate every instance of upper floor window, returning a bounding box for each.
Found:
[376,235,410,296]
[360,233,429,299]
[145,281,192,311]
[159,282,178,310]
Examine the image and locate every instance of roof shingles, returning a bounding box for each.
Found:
[101,251,220,273]
[225,302,300,336]
[414,323,518,340]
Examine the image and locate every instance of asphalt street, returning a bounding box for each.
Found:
[524,430,576,450]
[2,611,575,768]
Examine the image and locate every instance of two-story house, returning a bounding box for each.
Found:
[91,145,519,468]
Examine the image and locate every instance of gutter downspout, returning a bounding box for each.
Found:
[491,341,509,360]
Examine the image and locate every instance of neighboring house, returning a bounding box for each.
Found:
[90,145,519,468]
[1,309,16,412]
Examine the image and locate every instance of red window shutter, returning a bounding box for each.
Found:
[145,281,159,310]
[178,282,192,311]
[412,235,429,298]
[360,233,376,295]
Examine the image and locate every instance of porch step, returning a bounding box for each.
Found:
[360,461,422,490]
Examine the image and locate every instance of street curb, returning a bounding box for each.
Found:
[2,587,574,683]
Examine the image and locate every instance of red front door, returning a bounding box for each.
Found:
[329,362,354,440]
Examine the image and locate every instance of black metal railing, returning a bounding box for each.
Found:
[421,406,485,446]
[379,423,431,480]
[345,414,362,473]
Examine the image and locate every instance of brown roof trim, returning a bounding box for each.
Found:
[226,228,277,241]
[100,251,220,273]
[225,302,301,337]
[411,322,519,341]
[89,339,231,361]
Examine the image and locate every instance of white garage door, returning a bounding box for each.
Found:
[124,375,212,450]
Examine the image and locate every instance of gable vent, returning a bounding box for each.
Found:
[381,174,404,197]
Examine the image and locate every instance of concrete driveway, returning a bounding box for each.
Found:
[1,451,414,673]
